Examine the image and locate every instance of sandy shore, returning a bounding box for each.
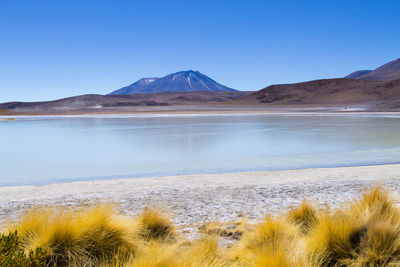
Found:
[1,164,400,234]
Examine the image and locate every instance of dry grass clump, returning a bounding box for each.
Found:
[306,211,367,266]
[232,216,305,266]
[125,237,229,267]
[356,217,400,266]
[177,237,229,267]
[199,219,249,240]
[306,186,400,266]
[3,186,400,266]
[352,186,397,219]
[136,208,176,241]
[8,205,136,266]
[287,200,319,234]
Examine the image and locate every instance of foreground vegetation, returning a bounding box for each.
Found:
[1,186,400,266]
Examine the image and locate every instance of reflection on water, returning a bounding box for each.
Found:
[1,114,400,186]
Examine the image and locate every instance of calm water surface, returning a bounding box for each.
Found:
[1,114,400,186]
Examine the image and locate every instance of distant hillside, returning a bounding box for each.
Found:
[0,91,250,114]
[345,58,400,81]
[242,78,400,110]
[109,70,236,95]
[345,70,372,79]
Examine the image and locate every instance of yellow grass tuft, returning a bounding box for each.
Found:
[136,208,176,241]
[179,237,229,267]
[306,186,400,266]
[287,200,319,234]
[355,216,400,266]
[122,237,228,267]
[73,205,137,264]
[9,205,136,266]
[199,219,249,240]
[9,207,82,265]
[352,186,397,219]
[306,211,367,266]
[232,216,304,266]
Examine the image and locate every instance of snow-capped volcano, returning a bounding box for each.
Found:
[108,70,236,95]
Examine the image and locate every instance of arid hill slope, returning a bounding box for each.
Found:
[242,78,400,110]
[0,91,251,114]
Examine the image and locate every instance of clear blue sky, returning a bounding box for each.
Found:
[1,0,399,102]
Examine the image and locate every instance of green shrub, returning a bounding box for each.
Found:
[0,231,47,267]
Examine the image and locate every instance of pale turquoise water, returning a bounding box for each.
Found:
[1,114,400,186]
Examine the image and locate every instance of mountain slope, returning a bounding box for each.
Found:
[109,78,158,95]
[109,70,236,95]
[345,58,400,81]
[345,70,372,79]
[244,78,400,110]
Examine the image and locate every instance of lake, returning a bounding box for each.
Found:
[1,114,400,186]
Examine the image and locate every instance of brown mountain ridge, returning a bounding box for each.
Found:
[244,78,400,110]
